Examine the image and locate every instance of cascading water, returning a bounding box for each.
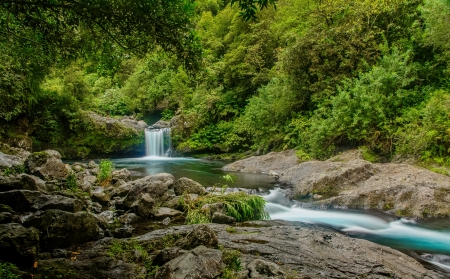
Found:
[144,128,172,157]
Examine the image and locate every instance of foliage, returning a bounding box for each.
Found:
[2,165,25,177]
[0,261,20,279]
[219,246,242,279]
[66,173,78,190]
[184,191,269,224]
[98,159,114,186]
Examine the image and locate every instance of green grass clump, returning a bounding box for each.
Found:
[184,191,269,224]
[2,164,26,177]
[97,159,114,186]
[66,172,77,190]
[0,261,20,279]
[219,246,242,279]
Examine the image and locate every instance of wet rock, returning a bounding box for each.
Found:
[118,213,140,225]
[25,150,68,180]
[175,225,218,250]
[248,259,284,278]
[222,150,299,174]
[211,212,236,224]
[114,225,134,238]
[153,247,188,267]
[155,245,223,279]
[0,152,24,171]
[0,223,39,267]
[112,168,131,183]
[173,177,205,196]
[91,187,110,205]
[154,207,183,220]
[151,120,170,129]
[23,209,99,251]
[51,249,68,258]
[0,174,48,193]
[162,217,171,226]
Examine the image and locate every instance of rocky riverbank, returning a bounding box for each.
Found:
[0,147,446,278]
[223,150,450,218]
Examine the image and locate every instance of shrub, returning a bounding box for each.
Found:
[184,191,269,224]
[97,159,114,186]
[0,261,20,279]
[66,172,77,190]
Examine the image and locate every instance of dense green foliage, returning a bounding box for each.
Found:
[98,159,114,186]
[0,262,20,279]
[1,0,450,168]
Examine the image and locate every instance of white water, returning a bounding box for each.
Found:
[144,128,172,157]
[263,188,450,270]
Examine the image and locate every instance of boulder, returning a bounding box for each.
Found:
[0,212,13,223]
[0,190,83,213]
[173,177,205,196]
[0,143,30,160]
[247,259,284,278]
[114,226,134,238]
[164,194,198,210]
[118,213,140,225]
[130,193,155,218]
[91,187,110,205]
[154,245,223,279]
[222,149,299,174]
[0,223,40,267]
[111,173,174,200]
[211,212,236,224]
[0,152,24,171]
[162,217,171,226]
[0,174,48,193]
[154,207,183,220]
[153,247,188,267]
[112,168,131,183]
[175,225,218,250]
[151,120,170,129]
[25,150,68,180]
[23,209,99,251]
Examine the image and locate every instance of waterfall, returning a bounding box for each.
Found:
[144,128,172,157]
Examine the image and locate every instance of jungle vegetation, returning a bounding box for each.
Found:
[1,0,450,168]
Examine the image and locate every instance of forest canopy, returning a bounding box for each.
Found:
[1,0,450,171]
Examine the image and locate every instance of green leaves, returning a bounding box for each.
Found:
[231,0,277,20]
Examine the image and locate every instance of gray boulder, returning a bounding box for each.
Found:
[0,190,83,213]
[0,223,40,267]
[118,213,140,225]
[211,212,236,224]
[164,194,198,210]
[175,225,218,250]
[248,259,284,278]
[0,174,48,193]
[91,187,110,205]
[112,168,131,183]
[0,152,24,171]
[154,207,183,220]
[23,209,99,251]
[154,245,223,279]
[151,120,170,129]
[173,177,205,196]
[130,193,155,218]
[25,150,68,180]
[153,247,188,267]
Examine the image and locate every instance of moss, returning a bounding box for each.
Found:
[29,151,49,166]
[359,146,378,163]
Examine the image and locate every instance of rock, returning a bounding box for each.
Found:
[0,142,30,160]
[154,245,223,279]
[248,259,284,278]
[87,201,102,213]
[112,168,131,183]
[175,225,218,250]
[0,212,13,223]
[130,193,155,218]
[114,179,126,187]
[112,173,174,200]
[211,212,236,224]
[154,207,183,220]
[79,174,97,191]
[164,194,198,210]
[88,160,98,169]
[71,163,85,172]
[25,150,68,180]
[201,202,224,215]
[114,226,134,238]
[151,120,170,129]
[162,217,171,226]
[222,150,299,174]
[0,174,48,193]
[153,247,187,267]
[51,249,68,258]
[0,190,83,213]
[23,209,99,251]
[173,177,205,196]
[0,223,40,267]
[0,152,24,171]
[118,213,140,224]
[91,187,110,205]
[95,211,116,225]
[280,159,376,198]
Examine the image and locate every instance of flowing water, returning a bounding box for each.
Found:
[144,128,172,157]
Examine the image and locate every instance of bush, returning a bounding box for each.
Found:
[184,191,269,224]
[97,159,114,186]
[0,262,20,279]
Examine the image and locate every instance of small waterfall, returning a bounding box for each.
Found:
[144,128,172,157]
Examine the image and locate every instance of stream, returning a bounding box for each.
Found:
[78,156,450,273]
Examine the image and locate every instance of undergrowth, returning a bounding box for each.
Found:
[98,159,114,186]
[0,261,20,279]
[219,245,242,279]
